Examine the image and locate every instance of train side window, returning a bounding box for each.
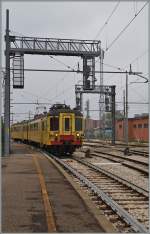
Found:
[34,123,37,130]
[138,124,142,128]
[133,124,136,128]
[50,117,59,131]
[65,118,70,131]
[119,124,122,128]
[75,118,82,131]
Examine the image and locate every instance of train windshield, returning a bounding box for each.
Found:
[50,117,59,131]
[64,118,70,131]
[75,117,82,131]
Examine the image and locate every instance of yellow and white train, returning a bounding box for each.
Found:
[11,104,84,155]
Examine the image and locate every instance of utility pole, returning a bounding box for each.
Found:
[28,111,31,120]
[111,86,116,145]
[123,89,125,140]
[85,99,90,141]
[125,72,128,145]
[4,9,10,155]
[99,50,104,139]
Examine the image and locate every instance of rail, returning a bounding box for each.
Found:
[74,157,149,197]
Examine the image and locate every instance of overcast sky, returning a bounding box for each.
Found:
[2,1,149,122]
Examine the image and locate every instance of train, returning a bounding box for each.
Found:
[11,104,84,155]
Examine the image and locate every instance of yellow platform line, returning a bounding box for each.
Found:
[32,154,56,232]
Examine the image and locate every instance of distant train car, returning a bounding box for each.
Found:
[11,104,84,155]
[11,122,24,140]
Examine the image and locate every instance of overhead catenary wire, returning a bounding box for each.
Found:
[105,1,148,52]
[9,4,148,121]
[10,67,142,75]
[94,1,120,39]
[48,55,75,71]
[103,49,149,72]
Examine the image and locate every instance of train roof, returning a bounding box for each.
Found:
[11,104,83,126]
[49,105,83,116]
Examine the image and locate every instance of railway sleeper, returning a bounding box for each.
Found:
[97,187,130,190]
[99,204,108,210]
[123,205,148,210]
[119,201,149,205]
[103,209,114,215]
[115,197,147,201]
[108,215,120,223]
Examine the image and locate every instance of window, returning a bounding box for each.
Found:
[65,118,70,131]
[119,124,122,129]
[133,124,136,128]
[50,117,59,131]
[138,124,142,128]
[144,123,148,128]
[34,123,38,130]
[75,118,82,131]
[42,122,44,131]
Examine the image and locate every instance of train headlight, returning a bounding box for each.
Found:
[76,133,80,137]
[55,133,58,141]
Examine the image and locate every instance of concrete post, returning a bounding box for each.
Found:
[4,9,10,155]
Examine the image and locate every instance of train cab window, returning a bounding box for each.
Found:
[50,117,59,131]
[75,118,82,131]
[65,118,70,131]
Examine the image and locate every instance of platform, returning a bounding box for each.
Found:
[2,143,112,233]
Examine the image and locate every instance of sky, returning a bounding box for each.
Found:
[1,1,149,122]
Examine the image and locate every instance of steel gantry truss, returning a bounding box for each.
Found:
[75,85,116,145]
[9,36,101,57]
[4,9,103,155]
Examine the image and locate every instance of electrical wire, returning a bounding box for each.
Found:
[49,55,75,71]
[105,1,148,52]
[94,1,120,39]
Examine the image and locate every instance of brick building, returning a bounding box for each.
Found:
[116,114,149,142]
[84,119,101,130]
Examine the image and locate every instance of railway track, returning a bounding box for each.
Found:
[90,151,148,175]
[84,139,148,148]
[130,149,149,157]
[83,143,148,175]
[43,152,149,233]
[84,141,149,157]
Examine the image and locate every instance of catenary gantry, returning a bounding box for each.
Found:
[9,36,101,57]
[4,9,105,155]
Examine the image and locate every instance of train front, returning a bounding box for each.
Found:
[49,104,83,155]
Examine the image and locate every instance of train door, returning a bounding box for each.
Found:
[61,113,73,135]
